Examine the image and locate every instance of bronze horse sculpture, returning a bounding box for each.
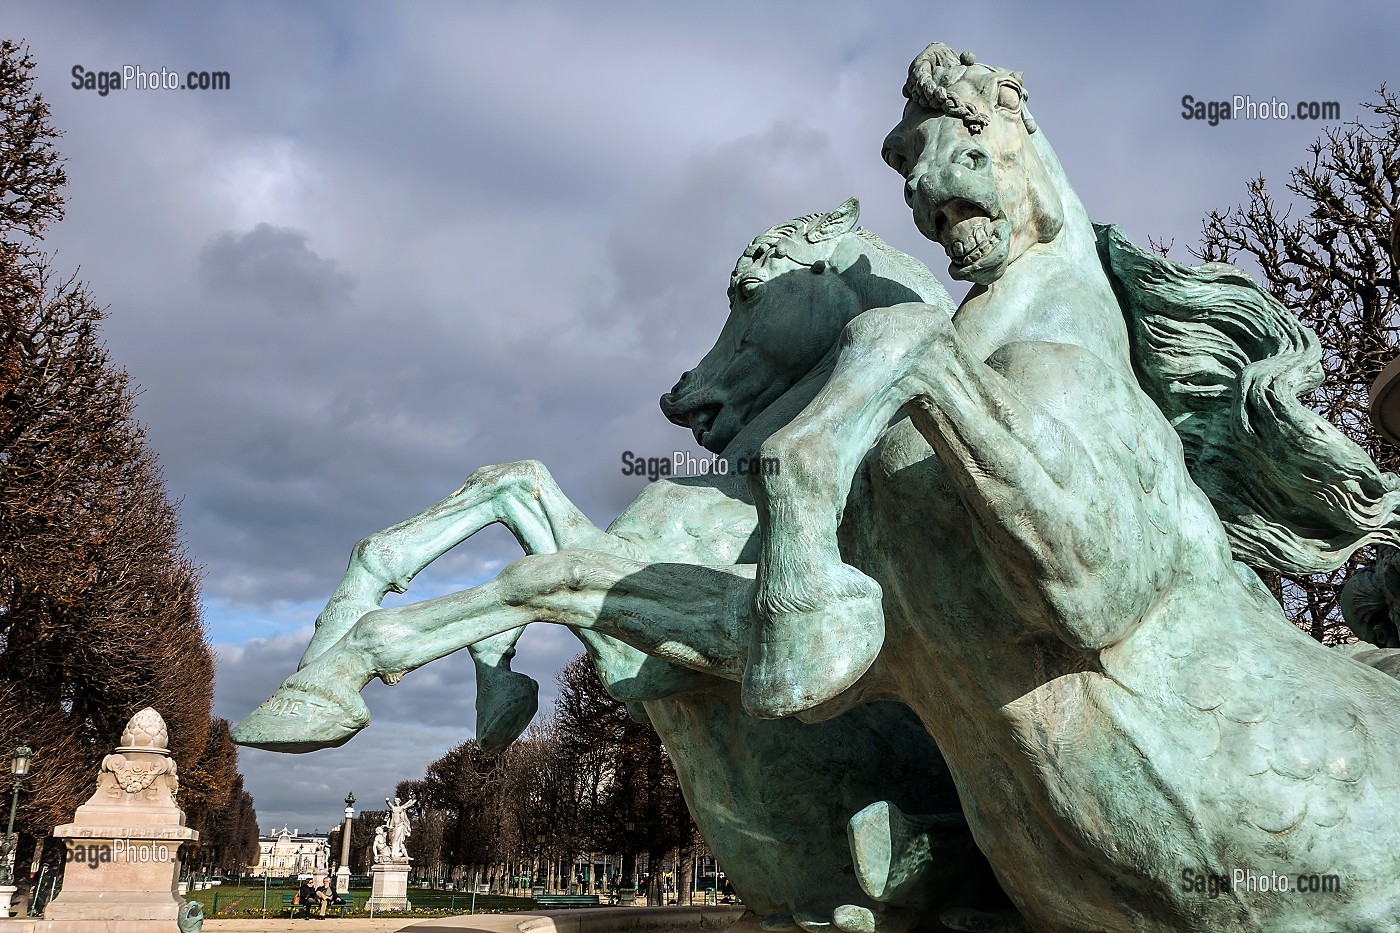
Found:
[238,42,1400,932]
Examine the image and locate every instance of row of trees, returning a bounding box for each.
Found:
[346,655,701,899]
[0,39,256,880]
[180,718,261,875]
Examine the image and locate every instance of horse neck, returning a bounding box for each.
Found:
[958,130,1131,371]
[720,354,840,465]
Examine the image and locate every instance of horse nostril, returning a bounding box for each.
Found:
[956,147,990,171]
[669,370,695,396]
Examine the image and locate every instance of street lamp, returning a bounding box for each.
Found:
[335,792,355,897]
[536,833,545,894]
[1,743,34,887]
[624,821,637,896]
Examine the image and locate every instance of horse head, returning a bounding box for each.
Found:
[882,43,1064,285]
[661,197,950,452]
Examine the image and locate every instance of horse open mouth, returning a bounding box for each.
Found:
[932,200,1009,276]
[664,399,723,446]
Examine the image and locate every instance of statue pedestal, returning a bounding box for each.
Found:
[34,709,198,933]
[367,862,411,911]
[0,885,16,917]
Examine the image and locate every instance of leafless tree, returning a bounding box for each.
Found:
[1193,88,1400,643]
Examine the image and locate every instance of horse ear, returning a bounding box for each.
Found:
[807,197,861,243]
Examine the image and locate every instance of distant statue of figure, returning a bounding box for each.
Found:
[371,823,392,864]
[385,796,415,860]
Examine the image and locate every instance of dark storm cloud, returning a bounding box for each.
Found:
[5,0,1398,829]
[199,225,354,317]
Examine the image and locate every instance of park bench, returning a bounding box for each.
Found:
[280,891,352,918]
[534,894,601,909]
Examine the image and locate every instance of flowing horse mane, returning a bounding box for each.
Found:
[904,42,1037,135]
[1098,224,1400,575]
[730,207,951,309]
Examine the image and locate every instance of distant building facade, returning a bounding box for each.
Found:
[251,825,332,877]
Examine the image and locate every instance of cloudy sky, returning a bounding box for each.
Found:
[6,0,1396,835]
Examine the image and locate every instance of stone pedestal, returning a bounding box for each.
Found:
[0,885,15,917]
[367,862,410,911]
[35,708,198,933]
[1371,353,1400,445]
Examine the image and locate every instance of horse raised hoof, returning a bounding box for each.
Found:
[475,666,540,753]
[743,569,884,719]
[231,677,370,753]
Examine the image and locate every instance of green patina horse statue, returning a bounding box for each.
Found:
[737,43,1400,931]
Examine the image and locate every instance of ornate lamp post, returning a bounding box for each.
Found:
[1,744,33,884]
[335,792,355,895]
[0,743,34,913]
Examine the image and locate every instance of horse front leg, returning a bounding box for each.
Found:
[747,303,1166,717]
[231,550,751,752]
[741,305,946,718]
[297,459,628,747]
[302,459,623,664]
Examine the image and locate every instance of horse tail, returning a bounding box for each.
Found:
[1094,223,1400,575]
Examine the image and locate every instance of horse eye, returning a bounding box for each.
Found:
[811,260,827,275]
[997,84,1022,110]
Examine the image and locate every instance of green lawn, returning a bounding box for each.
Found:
[185,885,537,917]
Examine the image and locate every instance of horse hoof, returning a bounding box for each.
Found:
[743,577,884,719]
[476,668,540,752]
[795,907,880,933]
[832,906,877,933]
[231,680,370,753]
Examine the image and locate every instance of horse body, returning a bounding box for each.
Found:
[845,285,1400,927]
